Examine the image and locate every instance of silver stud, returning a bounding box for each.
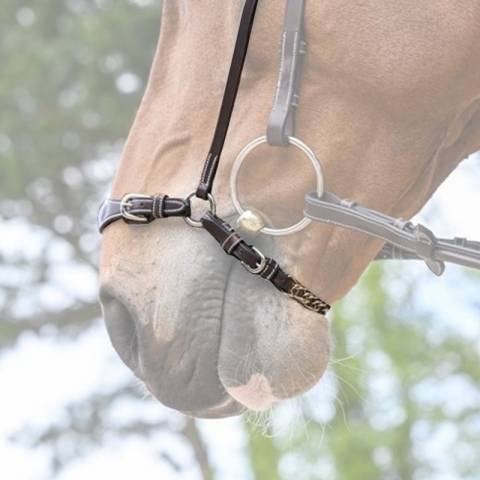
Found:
[235,209,265,237]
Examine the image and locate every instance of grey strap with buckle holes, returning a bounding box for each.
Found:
[266,0,306,146]
[305,191,480,274]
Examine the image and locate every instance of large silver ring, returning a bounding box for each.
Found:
[184,191,216,228]
[229,135,325,236]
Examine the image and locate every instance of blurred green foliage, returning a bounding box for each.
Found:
[1,0,160,198]
[1,1,479,479]
[0,0,162,345]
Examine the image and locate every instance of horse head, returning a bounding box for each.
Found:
[99,0,480,417]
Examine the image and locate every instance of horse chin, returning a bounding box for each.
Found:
[216,260,331,412]
[100,223,330,418]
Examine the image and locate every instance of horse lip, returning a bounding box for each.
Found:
[100,219,275,417]
[136,250,243,416]
[173,396,245,419]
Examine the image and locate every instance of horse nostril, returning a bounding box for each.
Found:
[99,288,141,376]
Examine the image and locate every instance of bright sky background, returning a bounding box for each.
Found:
[1,153,479,480]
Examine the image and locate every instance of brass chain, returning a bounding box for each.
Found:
[287,279,330,315]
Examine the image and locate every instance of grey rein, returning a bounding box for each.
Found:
[229,0,480,275]
[305,192,480,275]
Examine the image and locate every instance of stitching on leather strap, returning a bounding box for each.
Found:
[153,194,166,219]
[264,261,279,280]
[222,232,242,254]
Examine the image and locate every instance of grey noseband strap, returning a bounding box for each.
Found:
[266,0,306,146]
[305,192,480,274]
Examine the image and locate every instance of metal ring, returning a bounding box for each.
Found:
[184,192,216,228]
[229,135,325,236]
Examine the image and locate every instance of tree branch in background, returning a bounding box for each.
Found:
[181,419,214,480]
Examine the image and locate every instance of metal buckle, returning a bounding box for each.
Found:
[242,246,267,274]
[120,193,151,223]
[184,191,216,228]
[414,224,445,276]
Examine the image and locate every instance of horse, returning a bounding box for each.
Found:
[98,0,480,418]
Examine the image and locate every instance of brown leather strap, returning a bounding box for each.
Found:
[196,0,259,200]
[201,212,330,315]
[97,195,190,233]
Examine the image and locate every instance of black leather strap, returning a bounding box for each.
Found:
[196,0,259,200]
[97,195,190,233]
[201,212,330,315]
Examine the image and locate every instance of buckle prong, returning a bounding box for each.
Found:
[242,246,267,275]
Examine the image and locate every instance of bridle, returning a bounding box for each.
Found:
[98,0,329,315]
[98,0,480,316]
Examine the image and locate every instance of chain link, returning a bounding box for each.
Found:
[287,278,330,315]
